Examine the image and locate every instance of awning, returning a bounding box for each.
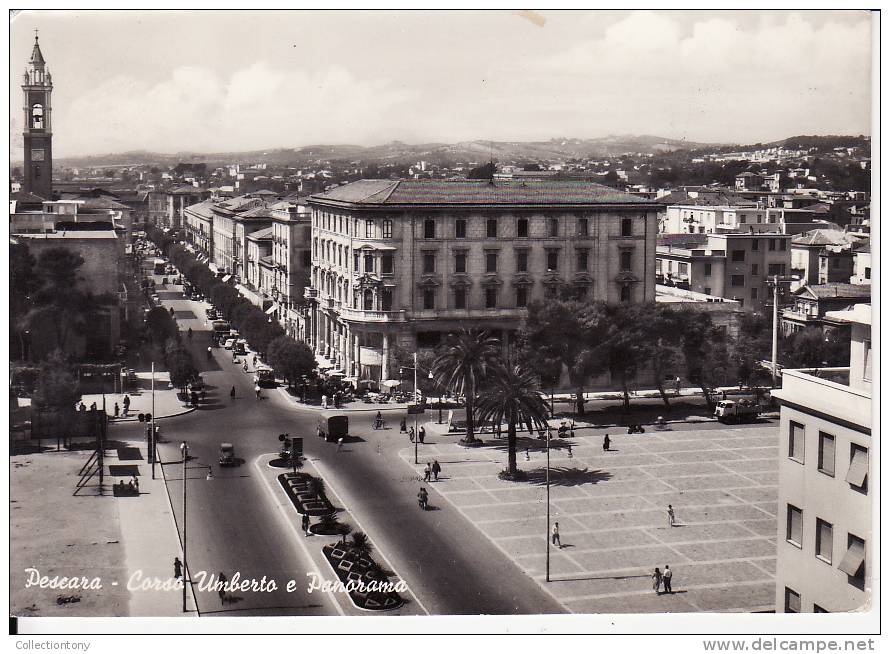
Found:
[327,370,346,377]
[315,356,334,370]
[381,379,401,388]
[209,263,219,273]
[222,275,233,283]
[838,539,865,576]
[265,304,279,315]
[845,447,868,487]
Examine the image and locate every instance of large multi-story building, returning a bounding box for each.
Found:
[304,178,657,382]
[662,204,768,235]
[780,283,871,336]
[269,200,312,339]
[656,232,793,311]
[772,304,872,613]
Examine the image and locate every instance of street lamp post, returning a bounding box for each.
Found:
[151,362,156,479]
[414,352,419,465]
[180,441,212,613]
[767,275,798,387]
[545,426,551,583]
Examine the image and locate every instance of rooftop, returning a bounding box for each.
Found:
[795,283,872,300]
[792,228,852,247]
[312,179,653,207]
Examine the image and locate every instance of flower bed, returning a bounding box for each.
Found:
[321,543,405,611]
[277,473,335,516]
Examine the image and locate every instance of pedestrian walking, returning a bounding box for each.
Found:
[230,386,236,400]
[90,402,97,412]
[132,476,139,493]
[424,463,432,483]
[551,522,561,548]
[255,384,261,399]
[662,565,673,593]
[336,437,344,452]
[603,434,610,451]
[652,567,663,594]
[123,395,131,414]
[253,354,257,367]
[218,572,227,604]
[173,557,182,580]
[409,427,415,443]
[431,460,441,481]
[302,513,311,536]
[418,426,426,444]
[675,376,681,394]
[78,402,86,412]
[321,394,328,409]
[667,504,676,527]
[525,448,530,461]
[400,417,407,433]
[114,403,120,418]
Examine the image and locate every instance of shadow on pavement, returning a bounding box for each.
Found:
[521,466,612,487]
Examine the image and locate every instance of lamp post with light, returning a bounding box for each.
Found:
[180,441,213,613]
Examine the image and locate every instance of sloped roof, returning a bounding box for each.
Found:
[796,283,872,300]
[10,190,47,204]
[184,199,216,219]
[312,179,652,206]
[792,228,851,247]
[241,206,275,219]
[78,197,131,211]
[654,190,757,207]
[246,226,274,240]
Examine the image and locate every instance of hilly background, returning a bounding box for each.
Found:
[48,134,869,169]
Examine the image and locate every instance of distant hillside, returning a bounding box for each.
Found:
[50,134,720,169]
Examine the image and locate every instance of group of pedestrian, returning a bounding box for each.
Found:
[408,426,425,443]
[422,460,442,482]
[652,565,674,594]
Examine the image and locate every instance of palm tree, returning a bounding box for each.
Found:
[432,330,500,445]
[475,360,551,480]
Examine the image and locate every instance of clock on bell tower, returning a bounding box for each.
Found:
[22,32,53,200]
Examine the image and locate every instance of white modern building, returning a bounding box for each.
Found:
[772,304,872,613]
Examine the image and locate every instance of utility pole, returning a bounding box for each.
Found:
[151,362,157,479]
[772,275,779,388]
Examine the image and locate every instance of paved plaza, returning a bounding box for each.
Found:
[401,421,779,613]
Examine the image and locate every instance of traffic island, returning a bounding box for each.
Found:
[277,473,336,517]
[321,542,405,611]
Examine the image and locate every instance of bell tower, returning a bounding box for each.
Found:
[22,32,53,199]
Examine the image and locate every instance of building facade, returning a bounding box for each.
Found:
[663,204,768,235]
[304,179,658,382]
[773,305,872,613]
[780,283,871,336]
[656,233,793,311]
[22,35,53,200]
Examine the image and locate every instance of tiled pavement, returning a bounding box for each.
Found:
[400,422,779,613]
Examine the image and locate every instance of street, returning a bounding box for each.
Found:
[142,284,563,615]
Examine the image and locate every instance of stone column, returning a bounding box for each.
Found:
[344,326,352,378]
[354,335,362,381]
[382,332,391,381]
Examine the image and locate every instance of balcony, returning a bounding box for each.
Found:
[304,287,319,299]
[338,306,407,323]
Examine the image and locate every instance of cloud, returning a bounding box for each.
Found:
[50,62,420,156]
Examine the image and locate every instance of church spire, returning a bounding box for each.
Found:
[30,32,46,68]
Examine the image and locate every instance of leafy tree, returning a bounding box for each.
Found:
[782,328,850,369]
[432,330,501,444]
[145,307,178,346]
[267,336,316,388]
[475,359,551,480]
[522,298,608,415]
[164,339,197,390]
[32,349,81,411]
[468,162,496,180]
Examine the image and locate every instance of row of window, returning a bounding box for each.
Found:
[316,247,635,276]
[314,212,638,240]
[788,422,869,491]
[419,283,633,310]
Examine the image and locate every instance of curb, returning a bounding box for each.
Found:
[153,445,201,617]
[110,405,197,423]
[274,386,411,413]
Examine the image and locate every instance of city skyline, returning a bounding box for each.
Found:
[9,9,874,160]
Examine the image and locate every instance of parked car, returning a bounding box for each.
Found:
[714,399,762,424]
[223,337,237,350]
[234,340,247,355]
[206,308,218,320]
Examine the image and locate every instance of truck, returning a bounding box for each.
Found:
[714,399,762,424]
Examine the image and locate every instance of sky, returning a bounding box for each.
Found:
[8,9,875,159]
